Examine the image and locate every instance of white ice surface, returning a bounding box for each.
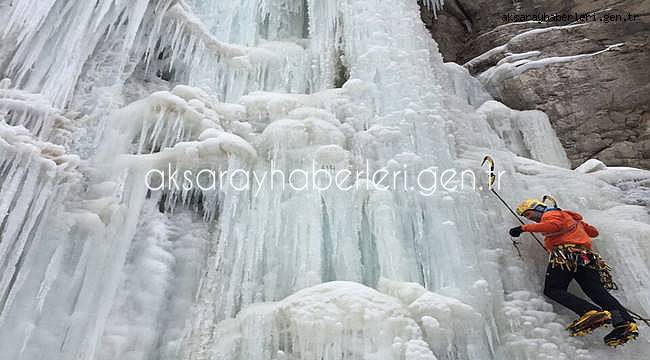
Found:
[0,1,648,360]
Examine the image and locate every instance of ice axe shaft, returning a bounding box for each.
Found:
[481,155,547,252]
[492,187,546,251]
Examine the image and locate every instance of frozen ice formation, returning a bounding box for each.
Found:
[476,101,570,168]
[0,79,73,143]
[191,281,442,360]
[0,0,648,360]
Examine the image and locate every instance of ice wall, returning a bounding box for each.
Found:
[0,0,648,360]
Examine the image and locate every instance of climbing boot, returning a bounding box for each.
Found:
[566,310,612,336]
[604,322,638,347]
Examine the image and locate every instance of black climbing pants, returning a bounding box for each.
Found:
[543,262,633,325]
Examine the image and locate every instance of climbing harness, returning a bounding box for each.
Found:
[549,244,617,290]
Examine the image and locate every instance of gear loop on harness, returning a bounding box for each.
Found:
[549,244,618,290]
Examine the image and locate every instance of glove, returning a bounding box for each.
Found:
[509,226,523,237]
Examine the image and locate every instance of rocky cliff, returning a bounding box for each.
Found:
[421,0,650,169]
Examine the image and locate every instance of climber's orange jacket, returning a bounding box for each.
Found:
[521,209,599,250]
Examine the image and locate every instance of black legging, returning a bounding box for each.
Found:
[544,262,633,325]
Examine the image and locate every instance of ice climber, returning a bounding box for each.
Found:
[508,198,639,347]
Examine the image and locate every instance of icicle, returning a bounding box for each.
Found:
[423,0,445,18]
[98,85,233,158]
[0,121,80,327]
[0,0,176,108]
[151,3,309,102]
[0,82,72,142]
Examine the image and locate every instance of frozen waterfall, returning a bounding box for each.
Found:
[0,0,649,359]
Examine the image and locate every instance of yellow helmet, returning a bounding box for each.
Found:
[516,198,546,216]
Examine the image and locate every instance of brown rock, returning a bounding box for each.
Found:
[420,0,650,169]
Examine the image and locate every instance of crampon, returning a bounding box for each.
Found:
[566,310,612,337]
[604,322,639,347]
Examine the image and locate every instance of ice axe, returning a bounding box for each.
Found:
[481,155,547,252]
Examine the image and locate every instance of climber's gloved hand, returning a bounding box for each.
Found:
[509,226,523,238]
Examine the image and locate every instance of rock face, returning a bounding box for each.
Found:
[420,0,650,169]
